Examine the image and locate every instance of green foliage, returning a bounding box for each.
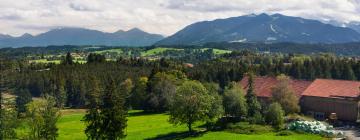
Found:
[146,71,185,112]
[265,102,285,130]
[98,79,128,139]
[245,73,262,120]
[83,76,102,140]
[15,88,32,114]
[248,111,264,125]
[87,53,106,63]
[25,97,60,140]
[226,122,273,135]
[130,77,148,110]
[62,52,74,65]
[203,83,224,128]
[271,74,300,114]
[169,81,212,132]
[276,130,294,136]
[223,82,248,118]
[0,97,18,139]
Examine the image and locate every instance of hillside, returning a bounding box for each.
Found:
[156,13,360,45]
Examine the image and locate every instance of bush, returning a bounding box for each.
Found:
[276,130,294,136]
[265,102,285,129]
[226,122,273,134]
[248,111,264,124]
[285,114,315,122]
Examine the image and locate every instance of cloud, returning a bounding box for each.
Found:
[0,14,22,20]
[0,0,359,36]
[69,2,101,12]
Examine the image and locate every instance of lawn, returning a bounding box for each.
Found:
[17,110,326,140]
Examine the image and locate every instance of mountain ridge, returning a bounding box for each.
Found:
[156,13,360,45]
[0,27,164,47]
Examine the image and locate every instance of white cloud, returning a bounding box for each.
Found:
[0,0,359,36]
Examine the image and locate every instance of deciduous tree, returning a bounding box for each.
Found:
[271,74,300,114]
[169,81,212,132]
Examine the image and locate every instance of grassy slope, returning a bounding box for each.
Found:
[200,48,232,55]
[93,48,124,54]
[141,48,183,56]
[51,110,325,140]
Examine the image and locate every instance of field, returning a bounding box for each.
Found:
[15,110,327,140]
[93,48,124,54]
[141,47,183,56]
[201,48,232,55]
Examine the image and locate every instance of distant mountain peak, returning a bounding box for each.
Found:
[0,33,12,39]
[156,13,360,45]
[127,28,145,33]
[0,27,164,47]
[114,29,125,34]
[20,33,33,38]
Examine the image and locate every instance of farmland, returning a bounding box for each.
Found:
[23,47,232,64]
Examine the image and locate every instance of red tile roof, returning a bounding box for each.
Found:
[240,76,312,98]
[302,79,360,98]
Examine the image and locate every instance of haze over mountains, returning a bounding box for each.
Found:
[156,13,360,45]
[0,28,164,47]
[1,13,360,48]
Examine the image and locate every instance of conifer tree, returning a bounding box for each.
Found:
[245,73,262,118]
[84,77,102,140]
[99,78,127,140]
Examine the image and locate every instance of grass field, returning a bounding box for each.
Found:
[15,110,327,140]
[93,48,124,54]
[29,59,61,64]
[201,48,232,55]
[28,59,87,64]
[141,48,183,56]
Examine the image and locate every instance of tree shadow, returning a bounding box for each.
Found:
[144,131,207,140]
[127,111,162,117]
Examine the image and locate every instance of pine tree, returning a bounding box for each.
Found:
[63,52,73,65]
[245,73,262,118]
[41,98,60,140]
[343,63,356,80]
[54,78,66,108]
[84,77,102,140]
[15,88,32,114]
[99,79,127,140]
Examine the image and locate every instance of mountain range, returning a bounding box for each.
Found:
[156,13,360,45]
[0,28,164,47]
[2,13,360,48]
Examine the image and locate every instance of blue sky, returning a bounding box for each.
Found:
[0,0,359,36]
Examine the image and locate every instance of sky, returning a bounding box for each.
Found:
[0,0,360,37]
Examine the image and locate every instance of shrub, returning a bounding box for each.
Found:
[276,130,294,136]
[248,111,264,124]
[265,102,285,129]
[226,122,273,134]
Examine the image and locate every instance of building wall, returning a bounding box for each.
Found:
[300,96,359,122]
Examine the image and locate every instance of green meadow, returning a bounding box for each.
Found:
[15,110,327,140]
[141,47,183,56]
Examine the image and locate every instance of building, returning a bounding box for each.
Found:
[300,79,360,122]
[240,76,360,122]
[240,76,312,104]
